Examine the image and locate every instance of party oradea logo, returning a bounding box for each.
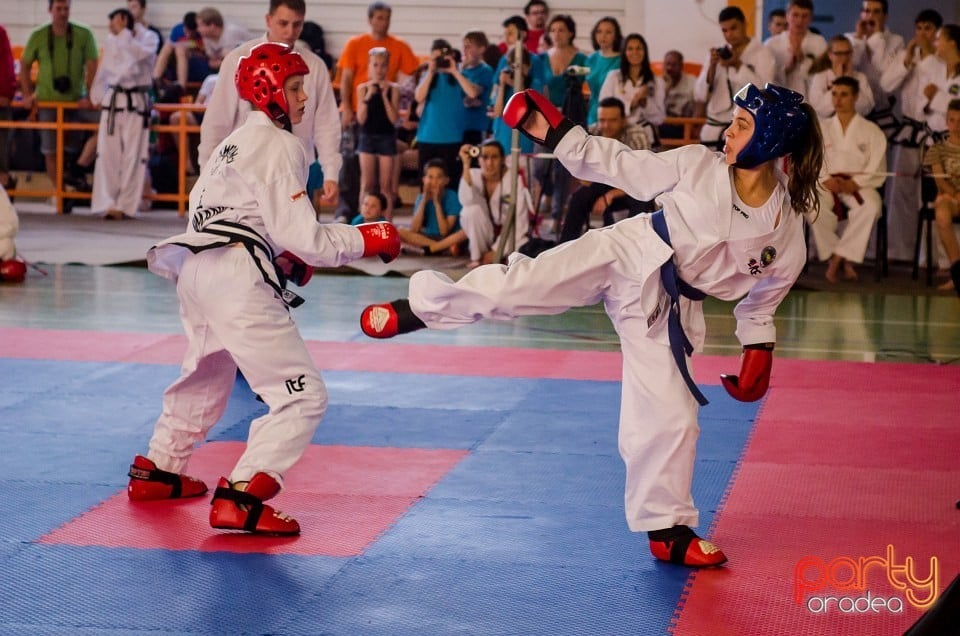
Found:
[794,545,939,615]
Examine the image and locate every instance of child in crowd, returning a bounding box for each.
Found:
[356,47,400,221]
[352,191,389,226]
[397,158,463,254]
[923,98,960,295]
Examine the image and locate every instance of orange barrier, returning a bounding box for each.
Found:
[0,101,204,215]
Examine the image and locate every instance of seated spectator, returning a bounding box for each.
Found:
[457,140,532,268]
[599,32,664,147]
[807,76,886,283]
[351,191,389,225]
[153,11,206,91]
[660,50,695,118]
[168,73,218,175]
[397,158,463,254]
[765,8,788,41]
[922,98,960,295]
[808,35,875,119]
[559,97,653,243]
[194,8,250,81]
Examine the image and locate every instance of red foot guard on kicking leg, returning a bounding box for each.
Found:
[648,525,728,567]
[127,455,208,501]
[209,472,300,536]
[360,298,426,338]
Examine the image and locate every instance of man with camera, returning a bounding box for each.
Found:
[694,5,774,149]
[19,0,100,195]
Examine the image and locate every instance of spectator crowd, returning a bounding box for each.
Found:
[2,0,960,293]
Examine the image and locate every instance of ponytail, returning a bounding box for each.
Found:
[786,103,823,218]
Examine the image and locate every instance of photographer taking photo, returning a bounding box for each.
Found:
[414,38,482,187]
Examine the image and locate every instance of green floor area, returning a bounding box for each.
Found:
[1,265,958,365]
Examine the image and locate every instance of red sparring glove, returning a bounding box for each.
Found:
[0,258,27,283]
[720,343,774,402]
[358,221,401,263]
[274,251,313,286]
[502,89,575,150]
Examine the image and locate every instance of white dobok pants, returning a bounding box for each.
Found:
[92,91,149,216]
[809,188,883,264]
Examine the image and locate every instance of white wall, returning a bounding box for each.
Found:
[3,0,739,66]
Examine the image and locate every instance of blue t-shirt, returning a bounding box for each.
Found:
[490,56,544,156]
[413,188,461,238]
[585,52,621,125]
[417,75,467,144]
[351,214,387,226]
[461,62,494,134]
[541,51,589,108]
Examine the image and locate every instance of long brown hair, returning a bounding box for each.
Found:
[786,103,823,217]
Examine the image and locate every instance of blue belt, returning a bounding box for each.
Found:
[650,210,709,406]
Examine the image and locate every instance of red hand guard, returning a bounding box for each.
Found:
[720,343,773,402]
[502,89,572,149]
[358,222,401,263]
[274,251,312,286]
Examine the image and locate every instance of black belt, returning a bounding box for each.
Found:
[103,84,152,134]
[650,210,709,406]
[199,220,304,308]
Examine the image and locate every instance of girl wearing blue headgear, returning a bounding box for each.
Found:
[359,83,823,568]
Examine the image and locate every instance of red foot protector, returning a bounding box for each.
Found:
[41,442,468,555]
[209,473,300,536]
[648,526,728,568]
[127,455,208,501]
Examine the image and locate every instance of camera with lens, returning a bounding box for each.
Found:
[53,75,72,93]
[467,145,481,158]
[564,65,591,77]
[436,47,452,69]
[714,46,733,61]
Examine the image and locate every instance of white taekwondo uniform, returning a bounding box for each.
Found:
[881,51,945,261]
[694,38,775,145]
[458,166,532,262]
[845,28,905,115]
[90,24,156,216]
[406,129,806,532]
[146,110,366,486]
[0,185,17,260]
[809,113,887,264]
[764,30,828,98]
[198,35,342,182]
[807,69,875,119]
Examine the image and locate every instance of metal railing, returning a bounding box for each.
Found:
[0,100,204,215]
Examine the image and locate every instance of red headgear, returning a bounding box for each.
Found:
[235,42,309,126]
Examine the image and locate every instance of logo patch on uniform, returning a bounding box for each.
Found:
[290,190,307,202]
[747,246,777,276]
[218,144,238,164]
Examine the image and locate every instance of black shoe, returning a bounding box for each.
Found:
[950,261,960,298]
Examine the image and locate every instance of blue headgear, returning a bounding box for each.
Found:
[732,83,810,169]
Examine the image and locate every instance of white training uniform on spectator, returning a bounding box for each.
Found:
[0,185,17,260]
[90,24,157,217]
[146,110,366,485]
[406,131,805,532]
[694,38,775,144]
[198,35,342,180]
[845,28,905,114]
[807,69,875,119]
[809,113,887,265]
[458,166,532,262]
[764,30,828,98]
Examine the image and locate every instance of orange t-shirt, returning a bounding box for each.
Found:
[337,33,420,111]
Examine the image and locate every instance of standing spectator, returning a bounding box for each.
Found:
[845,0,904,120]
[585,17,623,125]
[538,14,587,225]
[922,23,960,135]
[356,47,399,220]
[808,76,886,283]
[18,0,100,192]
[559,97,652,243]
[599,33,664,147]
[199,0,341,215]
[695,6,775,149]
[336,1,420,221]
[923,98,960,295]
[457,140,532,268]
[764,0,827,98]
[152,12,206,91]
[807,35,875,119]
[415,39,479,187]
[89,8,156,220]
[490,46,543,159]
[766,9,788,41]
[522,0,549,53]
[127,0,162,54]
[460,31,494,146]
[0,25,16,192]
[881,9,944,262]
